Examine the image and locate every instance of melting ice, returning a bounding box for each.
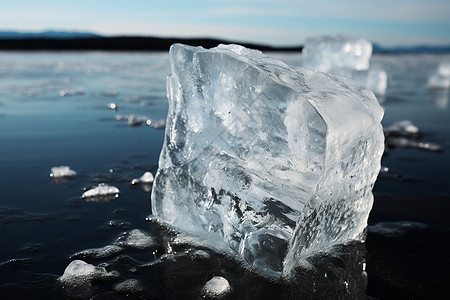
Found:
[151,44,384,277]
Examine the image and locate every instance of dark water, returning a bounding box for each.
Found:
[0,51,449,299]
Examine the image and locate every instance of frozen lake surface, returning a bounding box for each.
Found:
[0,51,449,299]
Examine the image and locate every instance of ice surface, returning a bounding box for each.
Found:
[151,44,384,277]
[301,35,387,96]
[301,35,372,73]
[427,62,450,89]
[202,276,231,297]
[50,165,76,178]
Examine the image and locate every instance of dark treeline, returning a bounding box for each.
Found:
[0,36,303,52]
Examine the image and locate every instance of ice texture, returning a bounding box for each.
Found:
[301,35,372,73]
[427,62,450,89]
[151,44,384,277]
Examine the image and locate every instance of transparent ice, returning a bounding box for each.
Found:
[302,35,387,96]
[427,62,450,89]
[151,44,384,277]
[301,35,372,73]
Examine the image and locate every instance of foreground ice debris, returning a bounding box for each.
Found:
[59,259,118,282]
[427,62,450,89]
[131,171,154,185]
[82,183,120,202]
[50,166,76,178]
[151,43,384,277]
[302,35,387,96]
[202,276,231,298]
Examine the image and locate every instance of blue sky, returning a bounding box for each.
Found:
[1,0,449,47]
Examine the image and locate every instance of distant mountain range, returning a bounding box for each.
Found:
[1,31,449,53]
[0,30,101,39]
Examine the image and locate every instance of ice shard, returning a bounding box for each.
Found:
[151,44,384,277]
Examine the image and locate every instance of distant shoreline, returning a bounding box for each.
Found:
[0,36,303,52]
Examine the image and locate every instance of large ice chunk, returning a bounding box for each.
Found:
[301,35,372,73]
[151,44,384,277]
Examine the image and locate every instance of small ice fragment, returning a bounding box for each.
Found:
[202,276,231,298]
[50,166,76,178]
[114,229,155,249]
[107,102,119,111]
[427,62,450,89]
[384,120,419,137]
[82,183,119,202]
[59,259,117,281]
[131,172,154,185]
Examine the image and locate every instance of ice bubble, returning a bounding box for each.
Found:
[427,62,450,89]
[151,44,384,277]
[82,183,119,203]
[50,165,76,178]
[202,276,231,298]
[114,229,155,249]
[131,171,154,185]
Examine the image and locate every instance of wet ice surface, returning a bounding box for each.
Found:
[0,51,450,299]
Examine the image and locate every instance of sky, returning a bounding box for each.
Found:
[1,0,449,47]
